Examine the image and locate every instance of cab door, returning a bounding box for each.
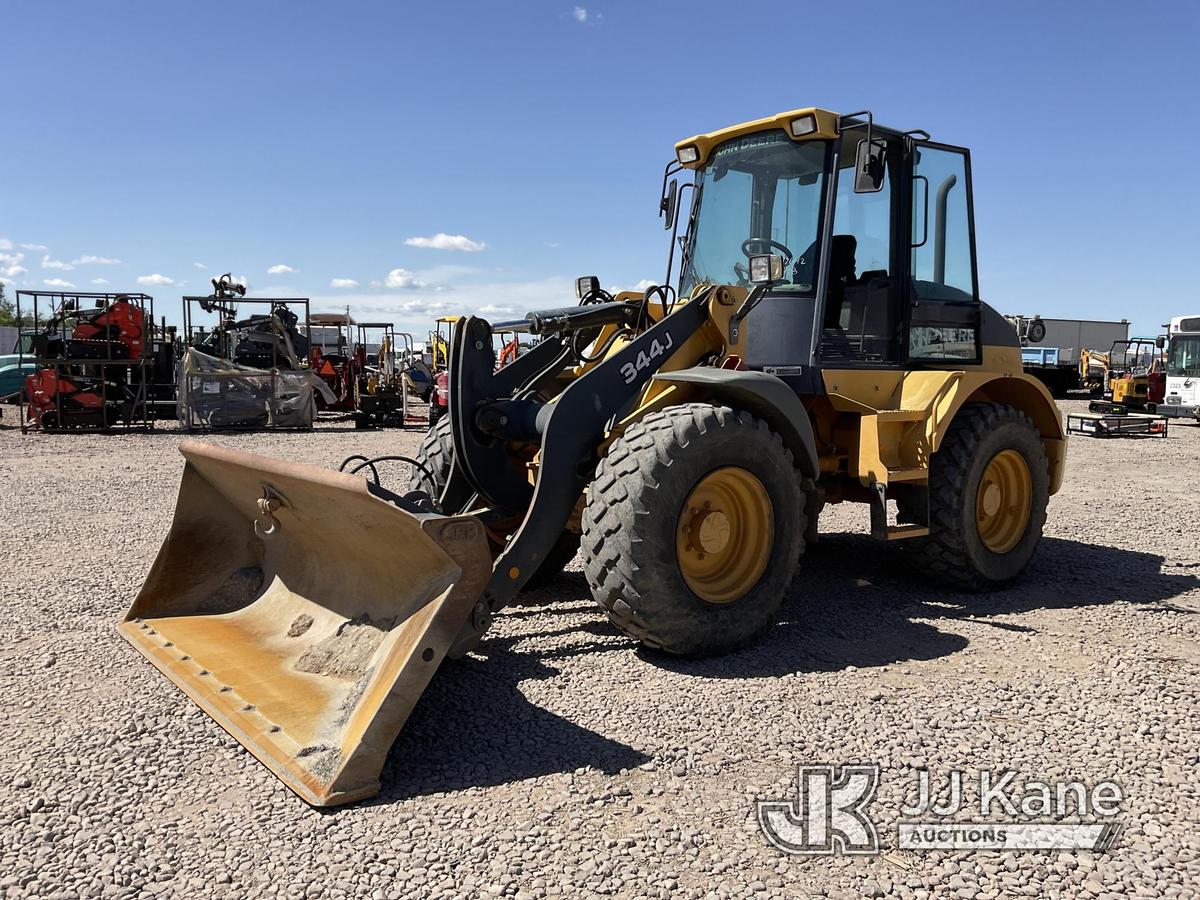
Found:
[905,141,981,364]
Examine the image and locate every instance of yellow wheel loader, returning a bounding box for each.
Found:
[121,107,1066,806]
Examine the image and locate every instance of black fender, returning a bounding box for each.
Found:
[651,368,819,479]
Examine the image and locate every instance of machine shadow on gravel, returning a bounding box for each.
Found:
[373,631,647,804]
[645,533,1199,680]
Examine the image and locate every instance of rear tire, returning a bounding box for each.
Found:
[582,403,804,656]
[905,402,1049,591]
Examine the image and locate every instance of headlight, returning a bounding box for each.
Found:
[789,115,817,137]
[676,145,700,165]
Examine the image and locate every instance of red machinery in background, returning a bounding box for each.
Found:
[22,293,153,431]
[65,296,146,359]
[25,369,109,430]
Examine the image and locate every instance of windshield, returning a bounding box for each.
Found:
[1168,335,1200,377]
[680,131,828,295]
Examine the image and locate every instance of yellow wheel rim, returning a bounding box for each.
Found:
[676,466,774,604]
[975,449,1032,554]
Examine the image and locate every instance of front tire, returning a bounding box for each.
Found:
[582,404,804,656]
[906,402,1049,591]
[408,415,454,498]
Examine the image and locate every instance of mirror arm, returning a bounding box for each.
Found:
[729,283,773,344]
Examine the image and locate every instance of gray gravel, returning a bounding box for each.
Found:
[0,399,1198,898]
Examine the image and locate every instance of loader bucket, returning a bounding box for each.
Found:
[119,440,492,806]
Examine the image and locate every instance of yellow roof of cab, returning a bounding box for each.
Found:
[674,107,841,169]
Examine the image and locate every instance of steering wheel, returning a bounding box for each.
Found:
[740,237,793,262]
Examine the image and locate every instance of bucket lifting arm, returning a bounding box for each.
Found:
[446,287,715,655]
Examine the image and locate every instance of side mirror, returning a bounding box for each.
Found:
[853,139,886,193]
[1156,335,1166,349]
[660,178,679,231]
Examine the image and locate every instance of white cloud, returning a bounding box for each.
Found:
[311,276,574,332]
[385,268,428,289]
[384,297,459,315]
[267,263,295,275]
[0,238,12,250]
[136,273,175,286]
[2,265,28,278]
[20,242,48,251]
[329,278,359,289]
[193,262,206,269]
[404,233,486,252]
[0,251,24,266]
[43,278,75,288]
[573,6,588,22]
[90,277,110,285]
[42,254,74,270]
[71,255,122,266]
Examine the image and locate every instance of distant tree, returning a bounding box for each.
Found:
[0,282,14,326]
[0,282,27,327]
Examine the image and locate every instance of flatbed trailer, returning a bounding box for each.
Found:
[1066,410,1168,438]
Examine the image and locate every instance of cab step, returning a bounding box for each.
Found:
[884,523,929,540]
[868,481,930,541]
[876,408,927,423]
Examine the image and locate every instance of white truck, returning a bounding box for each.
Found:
[1161,314,1200,420]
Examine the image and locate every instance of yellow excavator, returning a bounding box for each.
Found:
[1082,338,1163,413]
[121,107,1065,806]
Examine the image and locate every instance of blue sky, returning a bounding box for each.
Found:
[2,0,1196,338]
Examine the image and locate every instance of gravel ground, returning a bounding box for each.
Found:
[0,398,1198,899]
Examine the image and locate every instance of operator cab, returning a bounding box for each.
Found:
[673,109,987,380]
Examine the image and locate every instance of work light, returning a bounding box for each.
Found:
[748,254,785,284]
[676,145,700,165]
[789,114,817,137]
[575,275,600,299]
